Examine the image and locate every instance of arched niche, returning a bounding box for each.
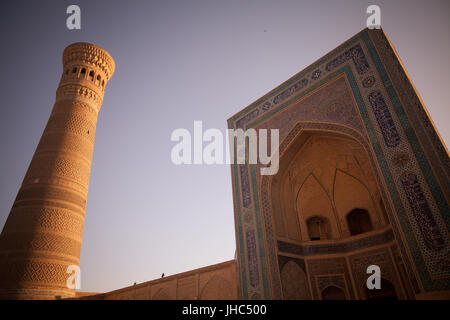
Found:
[200,275,235,300]
[280,260,311,299]
[306,216,331,240]
[334,170,380,235]
[321,285,346,300]
[297,175,339,240]
[271,130,386,242]
[152,288,171,300]
[346,208,373,235]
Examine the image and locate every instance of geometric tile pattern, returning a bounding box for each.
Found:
[228,29,450,299]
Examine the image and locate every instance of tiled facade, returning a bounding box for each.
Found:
[228,28,449,300]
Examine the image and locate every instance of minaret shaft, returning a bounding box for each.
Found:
[0,43,115,299]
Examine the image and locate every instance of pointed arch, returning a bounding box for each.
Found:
[297,173,337,239]
[333,169,380,233]
[261,124,400,299]
[346,208,373,235]
[306,215,331,240]
[200,275,235,300]
[152,288,171,300]
[321,285,346,300]
[280,261,311,299]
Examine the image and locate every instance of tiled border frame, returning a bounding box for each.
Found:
[228,29,449,299]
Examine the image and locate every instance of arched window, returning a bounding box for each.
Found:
[80,68,86,78]
[96,75,101,85]
[346,208,373,236]
[307,216,330,241]
[89,70,95,81]
[321,286,346,300]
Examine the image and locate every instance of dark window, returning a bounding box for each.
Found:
[346,208,373,236]
[321,286,346,300]
[307,216,331,241]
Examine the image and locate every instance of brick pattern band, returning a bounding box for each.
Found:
[0,43,115,299]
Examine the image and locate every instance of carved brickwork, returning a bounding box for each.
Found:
[86,260,238,300]
[0,43,115,299]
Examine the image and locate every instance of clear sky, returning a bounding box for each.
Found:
[0,0,448,293]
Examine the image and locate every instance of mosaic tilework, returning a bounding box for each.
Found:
[311,69,322,80]
[367,91,401,147]
[362,31,450,285]
[307,258,354,299]
[277,228,394,256]
[273,79,309,105]
[362,75,376,88]
[325,44,370,74]
[228,29,450,299]
[400,172,445,251]
[349,247,404,299]
[233,43,372,130]
[239,165,252,208]
[368,31,450,194]
[391,244,418,297]
[245,228,259,288]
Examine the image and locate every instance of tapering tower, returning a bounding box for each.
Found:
[0,43,115,299]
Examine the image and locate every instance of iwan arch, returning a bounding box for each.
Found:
[0,28,449,299]
[228,28,449,300]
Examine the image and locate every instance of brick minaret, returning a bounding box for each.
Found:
[0,43,115,299]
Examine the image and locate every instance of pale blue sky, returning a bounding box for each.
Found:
[0,0,448,292]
